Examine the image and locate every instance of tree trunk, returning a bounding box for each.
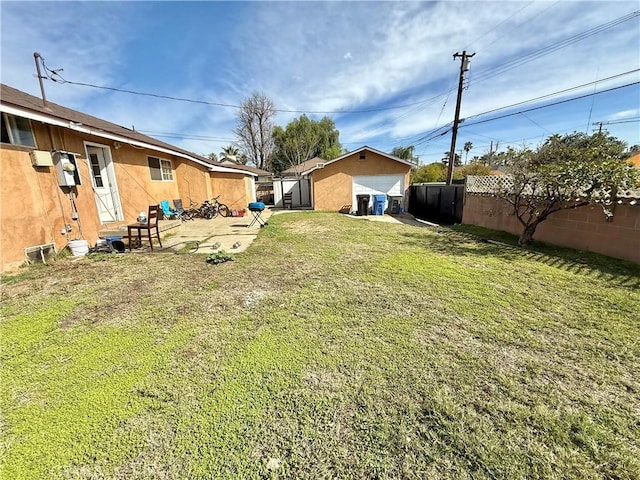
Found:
[518,223,538,246]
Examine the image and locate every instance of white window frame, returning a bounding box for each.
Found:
[148,156,174,181]
[1,113,37,147]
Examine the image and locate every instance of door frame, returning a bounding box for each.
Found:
[83,141,123,223]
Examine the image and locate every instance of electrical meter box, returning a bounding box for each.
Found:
[29,150,54,167]
[53,152,80,187]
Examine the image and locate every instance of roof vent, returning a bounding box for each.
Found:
[316,162,325,169]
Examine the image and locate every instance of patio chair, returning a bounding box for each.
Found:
[173,198,193,221]
[127,205,162,251]
[283,192,293,209]
[160,200,176,220]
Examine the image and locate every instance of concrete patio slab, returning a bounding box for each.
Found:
[128,209,273,254]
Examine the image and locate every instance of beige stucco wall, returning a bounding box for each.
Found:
[210,172,254,210]
[0,122,215,271]
[311,150,411,211]
[462,194,640,264]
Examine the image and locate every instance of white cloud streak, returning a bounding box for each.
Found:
[1,1,638,157]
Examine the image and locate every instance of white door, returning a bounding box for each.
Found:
[352,174,404,211]
[86,145,122,223]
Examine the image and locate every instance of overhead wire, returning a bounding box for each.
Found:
[461,82,638,128]
[38,10,637,121]
[468,10,639,86]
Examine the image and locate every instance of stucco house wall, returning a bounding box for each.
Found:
[311,150,411,211]
[210,172,255,210]
[0,83,251,272]
[0,122,214,271]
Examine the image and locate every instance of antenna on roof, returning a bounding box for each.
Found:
[33,52,48,108]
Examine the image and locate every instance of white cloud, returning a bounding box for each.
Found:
[609,109,639,120]
[1,1,637,156]
[1,2,134,106]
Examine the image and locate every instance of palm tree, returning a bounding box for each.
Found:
[221,145,240,160]
[463,141,473,164]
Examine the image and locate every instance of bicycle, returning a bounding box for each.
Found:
[201,195,230,219]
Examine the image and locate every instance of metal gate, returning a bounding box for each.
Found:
[408,184,464,224]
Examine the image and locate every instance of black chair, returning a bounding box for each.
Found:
[127,205,162,251]
[283,192,293,209]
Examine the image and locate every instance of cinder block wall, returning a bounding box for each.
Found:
[462,194,640,264]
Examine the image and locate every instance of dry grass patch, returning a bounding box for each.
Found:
[1,212,639,479]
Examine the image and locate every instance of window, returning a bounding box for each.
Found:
[88,153,103,187]
[1,113,36,147]
[148,156,173,181]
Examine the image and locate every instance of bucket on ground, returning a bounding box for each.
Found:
[68,239,90,257]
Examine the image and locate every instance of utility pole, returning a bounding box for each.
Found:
[446,50,475,185]
[593,121,604,133]
[33,52,48,108]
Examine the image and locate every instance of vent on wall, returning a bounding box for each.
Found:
[359,153,366,160]
[29,150,54,167]
[24,243,56,265]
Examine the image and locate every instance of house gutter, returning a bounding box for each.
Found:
[0,104,245,175]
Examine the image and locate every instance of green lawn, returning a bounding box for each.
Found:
[1,212,639,479]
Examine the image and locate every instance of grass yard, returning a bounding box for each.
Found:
[1,212,639,479]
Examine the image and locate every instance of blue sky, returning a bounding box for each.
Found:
[1,1,638,165]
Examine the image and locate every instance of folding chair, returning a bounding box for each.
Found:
[173,198,193,221]
[127,205,162,251]
[160,200,176,220]
[248,202,268,227]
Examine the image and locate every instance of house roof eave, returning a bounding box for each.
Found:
[0,103,248,174]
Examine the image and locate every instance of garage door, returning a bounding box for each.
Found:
[353,174,404,211]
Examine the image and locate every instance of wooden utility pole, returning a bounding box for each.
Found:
[33,52,48,107]
[446,51,475,185]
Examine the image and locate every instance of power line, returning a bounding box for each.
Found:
[469,10,639,86]
[45,70,456,115]
[461,82,639,128]
[393,70,636,147]
[396,81,638,152]
[464,69,639,121]
[38,10,637,119]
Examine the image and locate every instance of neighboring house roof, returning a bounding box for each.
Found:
[280,146,416,177]
[0,84,245,175]
[216,157,273,177]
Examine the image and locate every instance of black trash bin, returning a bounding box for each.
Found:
[356,194,370,216]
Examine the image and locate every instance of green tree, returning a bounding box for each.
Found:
[271,115,342,174]
[391,145,419,163]
[411,162,446,183]
[220,145,240,159]
[494,132,639,246]
[206,152,218,162]
[463,141,473,164]
[458,161,492,177]
[442,151,462,167]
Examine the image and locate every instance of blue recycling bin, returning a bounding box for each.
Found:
[373,194,386,215]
